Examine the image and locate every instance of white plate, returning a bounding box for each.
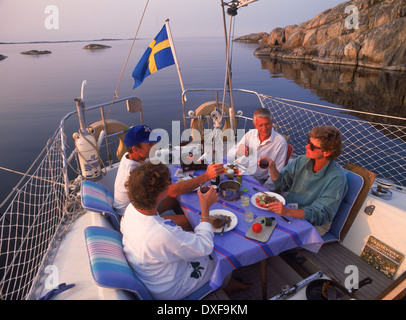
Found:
[251,192,286,210]
[209,209,238,233]
[175,176,199,191]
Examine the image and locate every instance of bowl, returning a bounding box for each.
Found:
[218,180,241,200]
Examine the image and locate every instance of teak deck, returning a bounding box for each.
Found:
[282,243,395,300]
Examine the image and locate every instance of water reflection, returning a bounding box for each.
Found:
[259,58,406,126]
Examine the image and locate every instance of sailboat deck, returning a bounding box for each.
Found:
[276,243,398,300]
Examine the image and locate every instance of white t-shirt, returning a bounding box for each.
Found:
[113,152,142,214]
[227,128,287,189]
[120,204,215,300]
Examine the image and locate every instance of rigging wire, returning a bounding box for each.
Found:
[106,0,150,121]
[221,1,236,119]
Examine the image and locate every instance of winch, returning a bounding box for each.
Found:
[371,178,393,200]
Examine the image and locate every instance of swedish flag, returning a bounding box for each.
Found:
[132,25,175,89]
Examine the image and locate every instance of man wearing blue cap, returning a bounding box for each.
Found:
[114,125,224,220]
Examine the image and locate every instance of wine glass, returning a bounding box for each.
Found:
[259,158,269,169]
[199,181,211,194]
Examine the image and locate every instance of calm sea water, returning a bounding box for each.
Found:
[0,37,404,202]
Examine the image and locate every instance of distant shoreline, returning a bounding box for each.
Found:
[0,38,134,45]
[0,36,225,45]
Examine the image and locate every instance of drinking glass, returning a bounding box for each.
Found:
[241,195,250,207]
[259,159,269,169]
[199,181,211,194]
[245,211,254,223]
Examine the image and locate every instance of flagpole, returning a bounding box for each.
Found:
[165,19,187,128]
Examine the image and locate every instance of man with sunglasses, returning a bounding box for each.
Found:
[266,126,348,236]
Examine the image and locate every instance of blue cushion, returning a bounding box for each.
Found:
[81,180,121,231]
[84,226,213,300]
[322,170,364,243]
[84,226,153,300]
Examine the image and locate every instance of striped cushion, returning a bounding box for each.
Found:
[84,226,153,300]
[81,180,121,231]
[84,226,213,300]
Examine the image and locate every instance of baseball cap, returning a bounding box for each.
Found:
[124,124,161,148]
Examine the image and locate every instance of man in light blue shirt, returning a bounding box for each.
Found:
[267,126,348,236]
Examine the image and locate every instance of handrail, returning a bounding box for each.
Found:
[59,96,139,196]
[269,96,406,122]
[180,88,265,128]
[181,88,406,123]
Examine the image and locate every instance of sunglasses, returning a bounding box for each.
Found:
[307,137,323,151]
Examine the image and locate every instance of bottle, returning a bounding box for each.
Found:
[236,170,242,184]
[211,174,220,186]
[211,149,221,186]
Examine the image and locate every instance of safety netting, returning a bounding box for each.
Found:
[261,95,406,187]
[0,128,76,300]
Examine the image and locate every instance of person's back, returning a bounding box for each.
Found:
[121,203,214,299]
[120,162,218,299]
[113,152,141,214]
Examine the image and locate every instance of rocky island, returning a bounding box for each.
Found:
[20,50,52,55]
[235,0,406,72]
[83,44,111,50]
[0,54,7,61]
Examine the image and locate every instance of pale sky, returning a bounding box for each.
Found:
[0,0,347,42]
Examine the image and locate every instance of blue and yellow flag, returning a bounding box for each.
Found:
[132,25,175,89]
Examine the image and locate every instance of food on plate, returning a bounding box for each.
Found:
[255,193,280,209]
[224,164,238,173]
[210,214,232,229]
[252,223,262,233]
[176,176,192,183]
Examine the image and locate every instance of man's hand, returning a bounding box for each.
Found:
[267,201,286,216]
[236,144,249,157]
[268,160,280,181]
[267,202,305,220]
[198,187,219,219]
[203,163,224,181]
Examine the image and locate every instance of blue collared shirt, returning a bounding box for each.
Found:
[274,155,348,226]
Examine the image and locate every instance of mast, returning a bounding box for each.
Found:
[220,1,259,133]
[165,19,187,129]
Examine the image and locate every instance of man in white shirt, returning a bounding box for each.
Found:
[113,125,224,219]
[227,108,287,190]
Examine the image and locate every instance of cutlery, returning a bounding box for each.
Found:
[253,187,268,196]
[281,216,291,224]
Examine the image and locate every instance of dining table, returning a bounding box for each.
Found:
[170,165,324,299]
